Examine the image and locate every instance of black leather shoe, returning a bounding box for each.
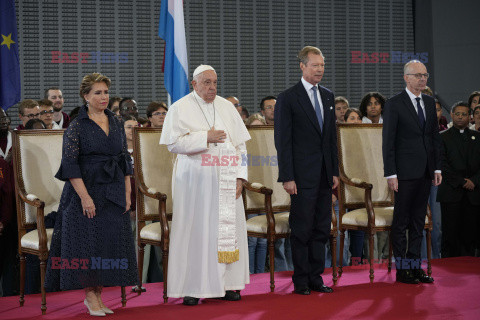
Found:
[222,290,241,301]
[310,284,333,293]
[293,285,311,295]
[396,270,420,284]
[183,296,199,306]
[412,269,434,283]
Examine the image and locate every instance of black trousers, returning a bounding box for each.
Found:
[441,196,479,257]
[289,168,331,287]
[391,175,431,268]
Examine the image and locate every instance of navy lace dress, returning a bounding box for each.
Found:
[45,106,138,290]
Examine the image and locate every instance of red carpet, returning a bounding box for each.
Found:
[1,257,479,320]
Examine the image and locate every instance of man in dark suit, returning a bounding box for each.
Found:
[274,46,338,295]
[437,102,480,257]
[383,60,442,284]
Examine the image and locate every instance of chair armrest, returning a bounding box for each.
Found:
[17,189,45,209]
[242,180,273,195]
[137,181,167,200]
[243,180,277,238]
[339,173,373,190]
[17,191,49,255]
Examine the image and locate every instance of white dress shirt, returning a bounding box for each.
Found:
[301,77,324,124]
[405,87,426,119]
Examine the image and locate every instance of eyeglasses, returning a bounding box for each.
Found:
[407,73,429,79]
[123,106,138,111]
[39,110,54,115]
[263,106,274,110]
[22,113,40,119]
[152,112,167,116]
[453,112,469,117]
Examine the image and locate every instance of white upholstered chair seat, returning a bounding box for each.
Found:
[342,207,429,227]
[246,212,290,234]
[139,221,172,242]
[20,228,54,250]
[342,207,394,227]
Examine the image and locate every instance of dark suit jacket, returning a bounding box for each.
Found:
[274,81,339,188]
[436,127,480,205]
[382,90,442,180]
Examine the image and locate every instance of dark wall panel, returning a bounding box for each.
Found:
[13,0,414,125]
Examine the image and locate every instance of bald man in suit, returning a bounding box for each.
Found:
[382,60,442,284]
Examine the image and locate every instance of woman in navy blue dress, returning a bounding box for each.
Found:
[45,73,138,316]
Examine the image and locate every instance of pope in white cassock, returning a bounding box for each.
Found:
[159,65,251,306]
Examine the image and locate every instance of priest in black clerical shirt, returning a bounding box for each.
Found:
[437,102,480,258]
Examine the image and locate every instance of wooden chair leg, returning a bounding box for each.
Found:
[369,232,374,283]
[426,228,432,276]
[331,235,337,285]
[338,230,345,277]
[269,238,275,292]
[40,258,47,315]
[121,286,126,307]
[19,253,25,307]
[135,243,145,295]
[388,231,393,273]
[162,248,169,303]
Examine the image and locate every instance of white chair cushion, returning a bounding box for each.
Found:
[246,212,290,234]
[342,207,394,227]
[342,207,430,227]
[139,221,171,242]
[21,228,54,250]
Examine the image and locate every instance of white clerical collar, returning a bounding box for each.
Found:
[193,90,214,106]
[459,129,465,133]
[0,131,12,159]
[301,77,318,92]
[405,87,422,100]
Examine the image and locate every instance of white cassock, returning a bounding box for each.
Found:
[159,91,251,298]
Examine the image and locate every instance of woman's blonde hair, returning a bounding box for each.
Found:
[79,73,111,103]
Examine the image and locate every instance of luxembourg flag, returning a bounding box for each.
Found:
[159,0,189,104]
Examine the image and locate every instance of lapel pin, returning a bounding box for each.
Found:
[330,106,333,110]
[472,136,476,140]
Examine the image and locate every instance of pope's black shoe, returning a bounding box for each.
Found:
[183,296,199,306]
[396,269,420,284]
[293,285,311,295]
[310,283,333,293]
[412,269,434,283]
[221,290,241,301]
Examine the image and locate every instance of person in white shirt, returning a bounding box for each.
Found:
[160,65,250,306]
[360,92,385,124]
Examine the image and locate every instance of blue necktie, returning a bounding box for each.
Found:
[312,86,323,132]
[415,97,425,130]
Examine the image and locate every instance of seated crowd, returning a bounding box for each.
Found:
[1,85,479,298]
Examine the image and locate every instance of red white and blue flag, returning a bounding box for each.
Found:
[159,0,189,104]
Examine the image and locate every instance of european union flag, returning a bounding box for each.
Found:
[0,0,21,111]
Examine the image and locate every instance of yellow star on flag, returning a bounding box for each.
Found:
[1,33,15,50]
